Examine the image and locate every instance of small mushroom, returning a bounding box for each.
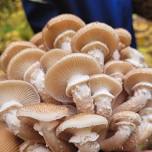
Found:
[120,46,147,68]
[45,53,102,113]
[104,60,134,83]
[113,68,152,113]
[17,103,76,152]
[42,14,85,52]
[115,28,132,50]
[0,122,21,152]
[100,111,141,151]
[71,22,119,66]
[7,48,44,80]
[56,113,108,152]
[0,41,36,72]
[20,141,51,152]
[40,49,68,72]
[30,32,43,48]
[0,80,41,141]
[89,74,122,118]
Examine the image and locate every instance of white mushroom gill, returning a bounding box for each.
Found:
[93,88,114,118]
[67,74,94,113]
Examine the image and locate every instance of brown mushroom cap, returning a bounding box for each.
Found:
[0,122,21,152]
[0,80,40,113]
[56,113,108,135]
[45,53,102,103]
[17,103,75,122]
[7,48,44,80]
[42,14,85,50]
[0,71,7,81]
[111,111,141,129]
[40,49,68,72]
[89,74,122,97]
[71,22,119,58]
[115,28,132,47]
[124,68,152,95]
[30,32,43,47]
[104,61,134,76]
[0,41,36,72]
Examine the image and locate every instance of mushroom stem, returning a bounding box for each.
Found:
[71,83,94,113]
[93,89,114,118]
[53,30,75,53]
[36,121,75,152]
[88,49,104,66]
[100,124,134,151]
[2,109,20,135]
[112,50,120,60]
[69,128,100,152]
[113,83,152,113]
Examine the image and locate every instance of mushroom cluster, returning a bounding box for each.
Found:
[0,14,151,152]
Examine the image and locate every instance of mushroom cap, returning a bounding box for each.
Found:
[56,113,108,135]
[71,22,119,58]
[139,107,152,117]
[104,61,134,76]
[40,49,68,72]
[0,41,36,72]
[124,68,152,94]
[0,122,21,152]
[7,48,44,80]
[0,71,7,81]
[45,53,102,103]
[42,14,85,50]
[115,28,132,47]
[0,80,40,113]
[30,32,43,47]
[111,111,141,129]
[81,41,110,60]
[89,74,122,97]
[17,103,75,122]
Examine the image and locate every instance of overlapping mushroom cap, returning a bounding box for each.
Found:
[45,53,102,103]
[0,41,36,72]
[42,14,85,50]
[71,22,119,58]
[7,48,44,80]
[30,32,43,47]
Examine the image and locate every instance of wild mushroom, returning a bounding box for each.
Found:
[100,111,141,151]
[0,41,36,72]
[115,28,132,50]
[42,14,85,52]
[0,80,42,141]
[7,48,44,80]
[0,122,21,152]
[56,113,108,152]
[40,49,68,72]
[17,103,76,152]
[20,141,51,152]
[123,107,152,151]
[45,53,102,113]
[120,46,147,68]
[71,22,119,66]
[113,68,152,113]
[104,60,134,83]
[30,32,43,48]
[89,74,122,118]
[24,61,58,104]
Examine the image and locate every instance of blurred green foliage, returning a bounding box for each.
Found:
[0,0,33,53]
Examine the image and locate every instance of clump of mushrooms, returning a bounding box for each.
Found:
[0,13,152,152]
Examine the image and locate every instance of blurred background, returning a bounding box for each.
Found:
[0,0,152,66]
